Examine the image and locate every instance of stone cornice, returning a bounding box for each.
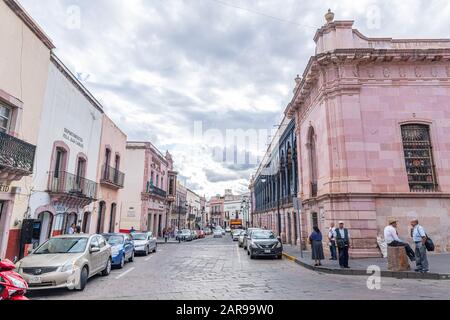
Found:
[285,48,450,119]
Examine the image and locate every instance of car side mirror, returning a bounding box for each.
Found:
[90,246,100,253]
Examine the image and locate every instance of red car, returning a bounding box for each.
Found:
[196,230,206,239]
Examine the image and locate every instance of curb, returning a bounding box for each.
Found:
[282,252,450,280]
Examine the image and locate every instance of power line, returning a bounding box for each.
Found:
[206,0,317,29]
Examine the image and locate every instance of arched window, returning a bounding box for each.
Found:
[401,124,438,192]
[109,203,117,233]
[97,201,106,234]
[307,127,318,197]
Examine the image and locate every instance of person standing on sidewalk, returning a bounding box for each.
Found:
[328,222,337,260]
[335,221,350,269]
[309,226,325,266]
[410,219,429,273]
[384,218,415,261]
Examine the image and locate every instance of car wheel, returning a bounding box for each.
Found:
[77,266,88,291]
[119,254,125,269]
[277,254,283,260]
[102,258,112,276]
[128,251,135,262]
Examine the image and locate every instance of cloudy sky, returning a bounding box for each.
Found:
[19,0,450,197]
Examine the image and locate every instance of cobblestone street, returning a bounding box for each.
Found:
[28,236,450,300]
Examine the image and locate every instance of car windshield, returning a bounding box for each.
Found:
[182,230,191,234]
[252,231,276,240]
[104,235,124,245]
[132,233,147,240]
[34,238,88,254]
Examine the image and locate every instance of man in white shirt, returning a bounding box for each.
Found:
[328,223,337,260]
[384,219,415,261]
[410,219,429,273]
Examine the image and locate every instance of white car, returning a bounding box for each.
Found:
[232,229,244,241]
[225,227,232,233]
[213,229,223,238]
[131,232,157,256]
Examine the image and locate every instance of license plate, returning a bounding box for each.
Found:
[29,276,42,284]
[264,249,271,254]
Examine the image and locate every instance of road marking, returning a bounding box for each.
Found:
[236,244,242,266]
[115,267,135,279]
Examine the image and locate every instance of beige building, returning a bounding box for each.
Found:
[0,0,53,259]
[89,115,127,235]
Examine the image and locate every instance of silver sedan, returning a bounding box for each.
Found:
[131,232,157,256]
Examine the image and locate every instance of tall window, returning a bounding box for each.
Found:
[54,148,66,178]
[0,104,11,133]
[76,157,86,190]
[308,127,318,197]
[401,124,438,192]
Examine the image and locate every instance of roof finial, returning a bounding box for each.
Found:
[325,8,335,23]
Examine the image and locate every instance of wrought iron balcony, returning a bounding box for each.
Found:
[48,171,97,200]
[0,131,36,175]
[146,184,167,198]
[100,164,125,188]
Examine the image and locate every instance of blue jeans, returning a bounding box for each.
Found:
[415,242,429,271]
[329,241,337,260]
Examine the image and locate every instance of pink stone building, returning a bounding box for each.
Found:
[207,196,224,227]
[120,142,177,237]
[285,11,450,257]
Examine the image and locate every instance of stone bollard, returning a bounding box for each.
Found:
[387,246,410,272]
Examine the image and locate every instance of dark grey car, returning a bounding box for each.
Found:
[247,230,283,259]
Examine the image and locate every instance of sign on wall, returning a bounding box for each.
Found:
[63,128,84,148]
[0,185,10,193]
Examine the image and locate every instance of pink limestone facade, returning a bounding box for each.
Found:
[285,12,450,257]
[120,142,177,237]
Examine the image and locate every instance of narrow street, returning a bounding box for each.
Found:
[28,236,450,300]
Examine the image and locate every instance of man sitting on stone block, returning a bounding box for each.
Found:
[384,219,415,262]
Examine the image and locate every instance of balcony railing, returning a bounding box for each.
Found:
[0,131,36,174]
[100,164,125,188]
[311,182,318,198]
[48,171,97,199]
[147,185,167,198]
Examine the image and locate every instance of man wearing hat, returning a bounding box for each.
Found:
[384,218,415,261]
[335,221,351,268]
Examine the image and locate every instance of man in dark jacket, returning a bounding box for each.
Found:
[335,221,350,268]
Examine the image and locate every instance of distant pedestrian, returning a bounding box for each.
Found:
[410,219,429,273]
[328,222,337,260]
[68,223,76,235]
[309,226,324,266]
[75,225,82,234]
[130,226,136,233]
[384,218,415,261]
[335,221,350,269]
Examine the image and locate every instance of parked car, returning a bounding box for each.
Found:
[176,229,193,241]
[203,227,212,235]
[196,230,206,239]
[102,233,135,268]
[225,226,232,233]
[213,229,223,238]
[232,229,244,241]
[247,230,283,260]
[242,228,262,250]
[131,232,157,256]
[16,234,112,291]
[238,231,246,247]
[191,230,198,240]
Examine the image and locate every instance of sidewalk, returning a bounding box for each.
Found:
[283,245,450,280]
